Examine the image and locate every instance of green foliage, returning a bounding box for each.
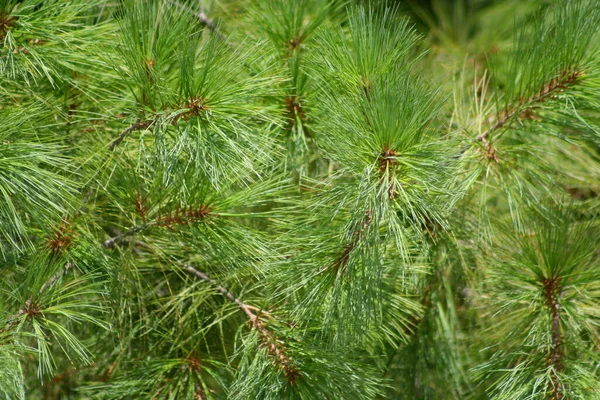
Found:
[1,0,600,399]
[477,203,600,399]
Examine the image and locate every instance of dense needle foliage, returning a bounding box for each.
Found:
[1,0,600,398]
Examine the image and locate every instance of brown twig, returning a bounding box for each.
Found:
[182,264,251,312]
[182,264,298,383]
[109,96,211,151]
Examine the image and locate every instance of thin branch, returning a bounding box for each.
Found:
[474,69,582,161]
[108,119,152,151]
[477,70,582,142]
[166,0,229,43]
[182,264,254,317]
[103,223,150,248]
[182,264,298,383]
[328,210,373,275]
[39,262,75,295]
[104,204,214,248]
[542,275,563,399]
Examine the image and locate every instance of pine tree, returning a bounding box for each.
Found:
[1,0,600,399]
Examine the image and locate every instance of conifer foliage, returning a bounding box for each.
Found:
[1,0,600,398]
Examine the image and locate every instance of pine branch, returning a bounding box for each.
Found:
[285,96,311,138]
[181,264,260,317]
[542,275,563,399]
[328,210,373,275]
[476,69,583,161]
[103,204,213,248]
[3,184,93,331]
[108,96,211,151]
[182,264,298,383]
[3,262,74,333]
[378,149,399,200]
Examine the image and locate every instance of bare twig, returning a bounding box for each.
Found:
[454,69,584,160]
[39,262,75,295]
[103,223,150,248]
[108,119,152,151]
[182,264,254,317]
[166,0,229,43]
[477,70,582,143]
[182,264,298,383]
